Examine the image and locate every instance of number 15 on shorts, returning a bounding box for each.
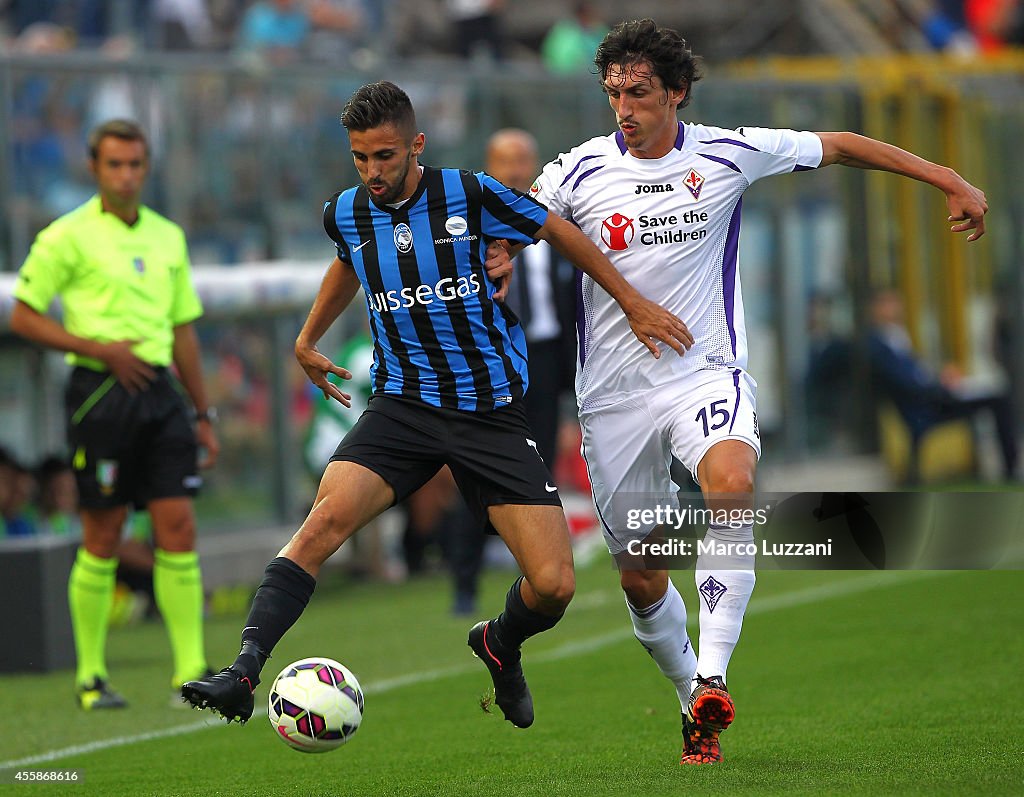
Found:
[695,400,730,438]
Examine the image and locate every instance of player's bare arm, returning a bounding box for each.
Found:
[817,131,988,241]
[173,322,220,468]
[9,299,156,392]
[295,257,360,406]
[534,212,694,358]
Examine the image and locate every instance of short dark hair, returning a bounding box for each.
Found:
[595,19,703,109]
[88,118,148,160]
[341,81,417,138]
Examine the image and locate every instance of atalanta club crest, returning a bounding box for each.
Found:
[393,223,413,253]
[601,213,634,251]
[682,168,705,201]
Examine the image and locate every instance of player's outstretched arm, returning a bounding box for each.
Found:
[535,212,694,359]
[817,132,988,241]
[295,257,361,406]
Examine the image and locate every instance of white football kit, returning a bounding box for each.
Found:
[532,121,823,551]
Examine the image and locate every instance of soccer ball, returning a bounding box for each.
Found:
[268,657,364,753]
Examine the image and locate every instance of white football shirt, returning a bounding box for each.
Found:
[532,121,823,410]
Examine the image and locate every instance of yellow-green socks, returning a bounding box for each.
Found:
[153,549,207,686]
[69,548,117,686]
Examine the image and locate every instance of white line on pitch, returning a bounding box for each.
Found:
[0,569,951,770]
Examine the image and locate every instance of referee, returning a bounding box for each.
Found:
[11,119,218,709]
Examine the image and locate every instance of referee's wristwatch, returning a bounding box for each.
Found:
[195,407,218,424]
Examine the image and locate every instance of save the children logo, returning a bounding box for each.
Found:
[601,213,635,250]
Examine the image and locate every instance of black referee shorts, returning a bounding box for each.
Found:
[65,367,200,509]
[330,395,562,530]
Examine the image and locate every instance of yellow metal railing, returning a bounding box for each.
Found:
[729,53,1023,369]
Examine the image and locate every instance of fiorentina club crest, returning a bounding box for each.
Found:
[698,575,727,613]
[601,213,635,251]
[682,168,705,201]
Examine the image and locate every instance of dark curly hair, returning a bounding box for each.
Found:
[341,81,417,139]
[594,19,703,108]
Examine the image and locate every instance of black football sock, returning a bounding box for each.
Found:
[490,575,564,651]
[232,557,316,683]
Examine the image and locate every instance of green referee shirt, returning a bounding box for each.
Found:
[14,195,203,370]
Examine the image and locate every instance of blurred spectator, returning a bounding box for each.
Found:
[485,128,576,467]
[236,0,312,64]
[867,289,1019,482]
[401,468,459,575]
[12,19,76,51]
[0,451,37,537]
[0,448,15,535]
[87,36,166,139]
[919,0,979,52]
[8,23,91,221]
[306,0,365,64]
[541,2,608,75]
[428,127,581,616]
[303,332,374,473]
[206,0,248,50]
[4,0,64,35]
[355,0,388,43]
[396,465,485,617]
[151,0,215,50]
[965,0,1024,51]
[112,511,158,626]
[446,0,504,60]
[34,455,81,536]
[805,293,853,451]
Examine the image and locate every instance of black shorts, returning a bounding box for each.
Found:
[66,367,200,509]
[330,395,562,530]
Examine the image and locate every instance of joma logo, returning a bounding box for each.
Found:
[634,183,675,195]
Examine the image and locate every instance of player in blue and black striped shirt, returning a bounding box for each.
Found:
[183,81,692,729]
[323,140,543,412]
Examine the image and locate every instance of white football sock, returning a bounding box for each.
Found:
[627,578,697,713]
[694,523,756,684]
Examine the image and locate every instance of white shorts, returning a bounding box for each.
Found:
[579,369,761,555]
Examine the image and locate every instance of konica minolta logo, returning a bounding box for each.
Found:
[434,215,479,245]
[366,274,482,313]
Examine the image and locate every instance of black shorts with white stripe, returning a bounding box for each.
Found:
[330,395,561,531]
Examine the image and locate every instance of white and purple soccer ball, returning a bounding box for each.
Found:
[268,657,364,753]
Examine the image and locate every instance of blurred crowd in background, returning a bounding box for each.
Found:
[3,0,1023,271]
[1,1,1023,68]
[0,444,79,537]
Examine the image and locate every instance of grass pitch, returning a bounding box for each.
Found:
[1,560,1022,796]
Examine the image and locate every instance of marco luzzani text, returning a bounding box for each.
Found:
[624,538,833,558]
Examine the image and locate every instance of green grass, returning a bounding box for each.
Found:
[1,562,1022,795]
